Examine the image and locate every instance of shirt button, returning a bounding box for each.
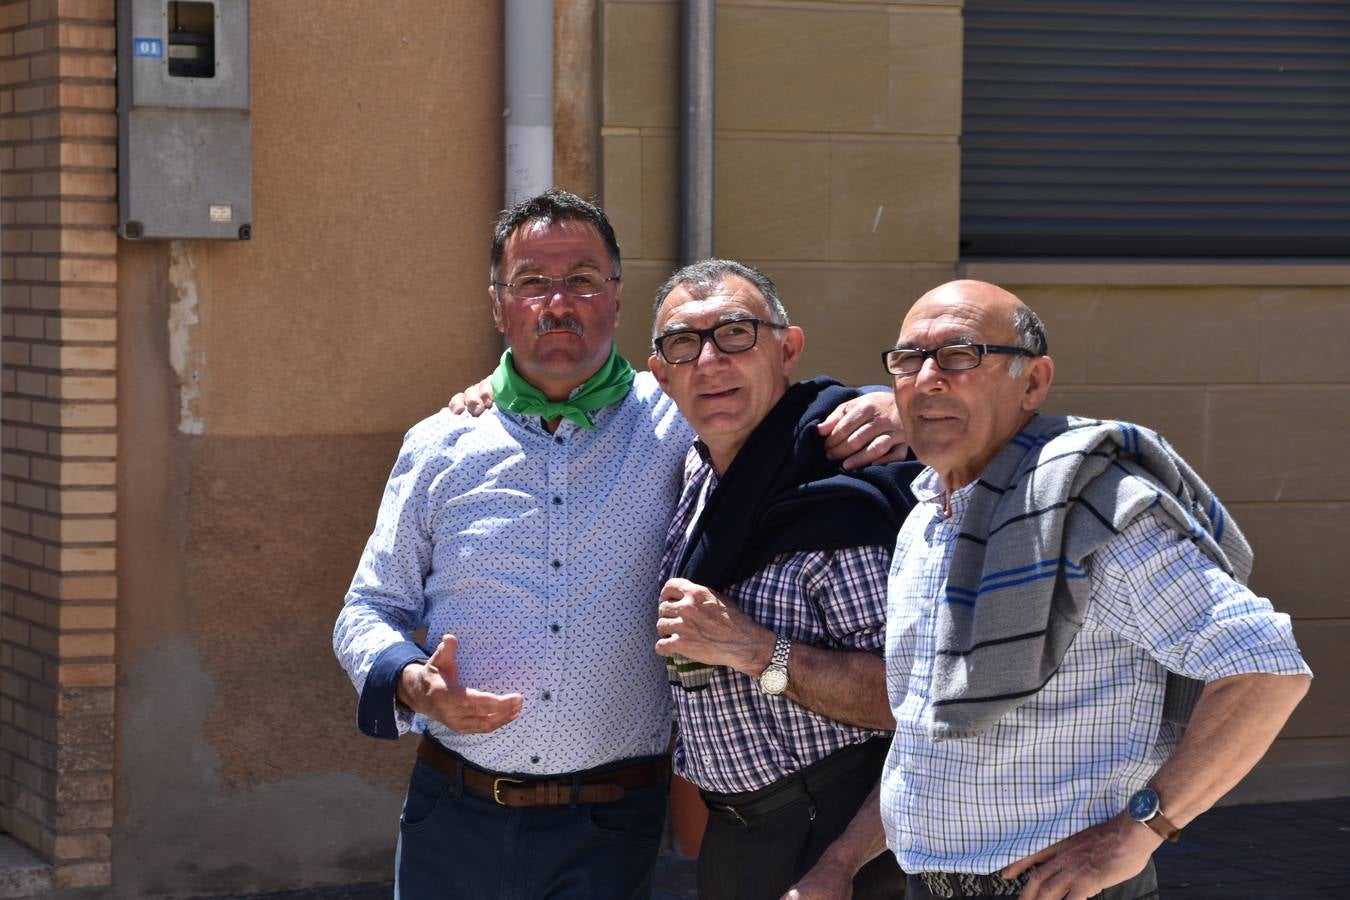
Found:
[542,691,552,701]
[531,755,540,764]
[551,560,561,570]
[552,496,562,505]
[554,435,564,445]
[550,623,560,634]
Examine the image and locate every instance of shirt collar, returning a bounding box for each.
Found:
[912,467,979,518]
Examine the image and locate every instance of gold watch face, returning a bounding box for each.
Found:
[760,665,788,695]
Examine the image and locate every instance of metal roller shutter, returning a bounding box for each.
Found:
[960,0,1350,256]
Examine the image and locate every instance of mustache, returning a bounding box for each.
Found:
[536,314,585,338]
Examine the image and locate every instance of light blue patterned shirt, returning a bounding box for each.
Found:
[881,467,1311,874]
[334,372,693,775]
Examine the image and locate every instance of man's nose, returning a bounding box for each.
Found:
[695,334,725,364]
[913,355,947,390]
[542,285,575,309]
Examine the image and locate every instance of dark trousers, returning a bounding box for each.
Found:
[904,860,1157,900]
[696,739,904,900]
[394,755,668,900]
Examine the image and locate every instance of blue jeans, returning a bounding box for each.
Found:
[394,757,667,900]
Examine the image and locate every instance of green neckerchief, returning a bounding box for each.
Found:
[489,345,635,430]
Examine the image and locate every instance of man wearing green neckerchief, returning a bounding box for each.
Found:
[335,190,909,899]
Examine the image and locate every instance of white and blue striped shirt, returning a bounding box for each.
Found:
[881,467,1310,874]
[334,373,693,775]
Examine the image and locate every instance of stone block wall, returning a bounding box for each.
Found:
[964,263,1350,802]
[600,0,963,380]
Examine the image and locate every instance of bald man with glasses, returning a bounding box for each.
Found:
[790,279,1310,900]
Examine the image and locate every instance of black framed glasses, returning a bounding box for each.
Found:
[882,342,1038,376]
[654,318,787,365]
[493,273,620,300]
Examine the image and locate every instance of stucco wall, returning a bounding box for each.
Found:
[114,4,504,894]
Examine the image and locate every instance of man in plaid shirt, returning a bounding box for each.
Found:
[791,280,1311,900]
[648,259,922,900]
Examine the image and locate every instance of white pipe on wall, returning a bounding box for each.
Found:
[505,0,553,207]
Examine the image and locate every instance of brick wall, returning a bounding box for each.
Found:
[0,0,116,887]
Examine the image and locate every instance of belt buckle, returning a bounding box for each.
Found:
[492,776,525,806]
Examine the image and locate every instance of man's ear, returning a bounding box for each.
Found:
[490,285,505,333]
[648,352,669,391]
[1022,353,1055,412]
[780,325,806,378]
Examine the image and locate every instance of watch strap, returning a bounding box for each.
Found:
[757,636,792,695]
[1143,810,1182,843]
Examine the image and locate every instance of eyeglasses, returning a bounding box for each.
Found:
[654,318,787,365]
[882,342,1038,376]
[493,273,620,300]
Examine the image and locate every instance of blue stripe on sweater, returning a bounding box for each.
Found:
[1182,510,1204,541]
[981,566,1088,595]
[949,558,1089,605]
[944,584,978,607]
[977,557,1084,586]
[1010,429,1056,456]
[1117,421,1139,455]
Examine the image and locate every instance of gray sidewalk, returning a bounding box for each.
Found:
[1150,795,1350,900]
[214,796,1350,900]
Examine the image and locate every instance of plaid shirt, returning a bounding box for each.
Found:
[661,445,893,794]
[881,467,1311,874]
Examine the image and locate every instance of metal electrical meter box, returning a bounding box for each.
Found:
[117,0,252,240]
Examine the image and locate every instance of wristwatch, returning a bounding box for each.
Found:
[758,636,792,695]
[1127,787,1181,842]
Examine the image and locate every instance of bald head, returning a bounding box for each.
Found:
[904,280,1046,363]
[915,279,1021,310]
[891,280,1054,493]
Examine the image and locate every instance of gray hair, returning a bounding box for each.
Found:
[651,259,789,339]
[489,189,621,284]
[1008,305,1048,376]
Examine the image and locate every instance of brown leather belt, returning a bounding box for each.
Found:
[417,736,669,808]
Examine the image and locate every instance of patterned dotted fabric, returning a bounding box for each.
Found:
[881,467,1311,874]
[661,447,893,794]
[335,373,693,774]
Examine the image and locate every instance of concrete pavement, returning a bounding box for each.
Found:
[212,795,1350,900]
